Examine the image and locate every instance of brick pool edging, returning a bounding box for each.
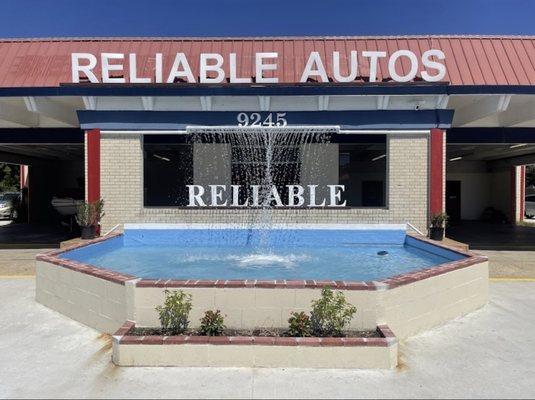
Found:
[113,321,397,347]
[35,233,136,285]
[36,232,488,291]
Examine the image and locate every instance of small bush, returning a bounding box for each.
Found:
[155,290,192,335]
[310,287,357,337]
[75,199,105,227]
[287,311,312,337]
[430,212,449,228]
[199,310,226,336]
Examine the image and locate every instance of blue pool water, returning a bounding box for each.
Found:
[60,227,464,281]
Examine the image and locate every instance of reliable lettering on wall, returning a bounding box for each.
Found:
[71,50,446,84]
[186,185,347,207]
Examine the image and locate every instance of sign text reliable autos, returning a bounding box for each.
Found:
[71,50,446,84]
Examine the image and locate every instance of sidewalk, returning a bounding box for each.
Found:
[0,249,46,276]
[478,250,535,279]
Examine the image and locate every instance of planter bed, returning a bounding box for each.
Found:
[129,326,382,338]
[112,321,398,369]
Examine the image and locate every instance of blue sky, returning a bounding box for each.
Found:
[0,0,534,38]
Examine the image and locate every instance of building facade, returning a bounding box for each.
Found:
[0,36,534,233]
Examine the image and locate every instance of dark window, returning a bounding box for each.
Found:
[338,138,387,207]
[142,134,387,208]
[143,139,193,207]
[231,145,301,205]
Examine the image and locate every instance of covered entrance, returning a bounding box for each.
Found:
[445,128,535,249]
[0,128,84,247]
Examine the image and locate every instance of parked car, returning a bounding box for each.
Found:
[526,194,535,219]
[0,192,21,220]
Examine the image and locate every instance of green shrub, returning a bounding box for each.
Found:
[287,311,312,337]
[310,287,357,337]
[199,310,226,336]
[155,290,192,335]
[430,212,449,228]
[75,199,105,227]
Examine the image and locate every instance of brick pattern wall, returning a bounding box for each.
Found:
[387,134,428,231]
[99,133,429,232]
[100,133,144,230]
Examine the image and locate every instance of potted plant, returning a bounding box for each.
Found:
[429,212,448,241]
[75,199,104,240]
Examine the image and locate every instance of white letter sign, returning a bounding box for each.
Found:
[71,53,98,83]
[72,49,447,84]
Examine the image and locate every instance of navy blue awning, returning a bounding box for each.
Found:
[1,84,535,98]
[77,110,454,130]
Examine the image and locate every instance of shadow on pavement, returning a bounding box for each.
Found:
[447,220,535,251]
[0,220,77,249]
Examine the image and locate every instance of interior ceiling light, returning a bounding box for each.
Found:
[449,156,463,161]
[372,154,386,161]
[153,154,171,162]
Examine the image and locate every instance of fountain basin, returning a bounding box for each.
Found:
[35,224,488,339]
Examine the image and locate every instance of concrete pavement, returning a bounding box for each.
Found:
[478,250,535,279]
[0,221,76,250]
[0,249,46,276]
[0,278,534,399]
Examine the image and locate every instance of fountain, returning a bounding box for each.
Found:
[35,125,489,340]
[187,126,338,256]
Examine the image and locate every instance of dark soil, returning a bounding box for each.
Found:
[129,327,381,338]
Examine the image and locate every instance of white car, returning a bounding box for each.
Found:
[0,192,21,220]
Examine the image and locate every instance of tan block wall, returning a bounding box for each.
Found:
[35,261,131,333]
[113,342,397,369]
[134,287,380,331]
[99,132,429,232]
[378,261,489,339]
[36,258,488,340]
[132,260,488,339]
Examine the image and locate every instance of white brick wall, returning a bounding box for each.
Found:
[35,260,130,333]
[100,133,143,229]
[99,133,429,232]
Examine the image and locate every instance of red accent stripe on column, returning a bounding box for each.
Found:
[87,129,100,203]
[510,166,516,223]
[520,166,526,221]
[430,129,445,216]
[19,165,24,188]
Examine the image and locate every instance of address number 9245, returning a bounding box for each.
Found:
[236,112,288,127]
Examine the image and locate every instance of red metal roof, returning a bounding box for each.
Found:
[0,36,534,87]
